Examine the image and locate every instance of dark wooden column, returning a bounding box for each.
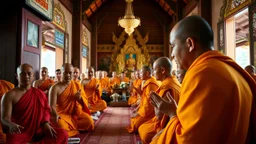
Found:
[72,0,82,69]
[198,0,212,26]
[164,25,170,57]
[91,16,98,70]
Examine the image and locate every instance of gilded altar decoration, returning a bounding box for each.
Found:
[224,0,251,18]
[110,29,150,74]
[82,27,88,46]
[53,3,67,31]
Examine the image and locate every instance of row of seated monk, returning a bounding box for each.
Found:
[0,16,256,144]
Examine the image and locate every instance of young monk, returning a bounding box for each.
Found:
[33,67,54,95]
[1,63,68,143]
[138,57,180,144]
[81,67,107,113]
[127,66,159,133]
[150,15,256,144]
[55,69,61,83]
[98,71,111,103]
[128,70,142,106]
[110,71,121,87]
[0,80,14,143]
[245,65,256,81]
[49,63,94,137]
[73,67,81,83]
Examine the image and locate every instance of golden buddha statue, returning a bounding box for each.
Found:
[126,53,136,71]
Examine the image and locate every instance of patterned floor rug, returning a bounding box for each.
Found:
[75,107,137,144]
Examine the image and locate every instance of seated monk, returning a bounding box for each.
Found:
[127,66,159,133]
[33,67,54,95]
[245,65,256,81]
[1,63,68,143]
[138,57,181,144]
[120,72,129,83]
[150,16,256,144]
[97,71,111,103]
[49,63,94,137]
[110,71,121,88]
[73,67,81,83]
[128,70,142,106]
[0,80,14,143]
[81,67,107,113]
[103,71,110,83]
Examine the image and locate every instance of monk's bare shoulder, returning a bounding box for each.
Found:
[81,78,90,85]
[2,87,24,104]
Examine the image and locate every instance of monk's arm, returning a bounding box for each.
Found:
[49,86,59,122]
[41,93,51,125]
[1,93,14,127]
[155,89,173,120]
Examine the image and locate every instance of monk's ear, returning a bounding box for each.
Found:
[161,67,165,74]
[186,37,195,52]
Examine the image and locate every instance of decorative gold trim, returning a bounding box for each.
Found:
[97,44,115,52]
[224,0,251,18]
[82,27,88,46]
[53,3,67,31]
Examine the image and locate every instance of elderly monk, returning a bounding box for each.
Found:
[128,70,142,106]
[49,63,94,137]
[127,66,159,133]
[33,67,54,95]
[98,71,111,103]
[73,67,81,83]
[55,69,61,82]
[110,71,121,87]
[81,67,107,113]
[245,65,256,81]
[1,64,68,143]
[138,57,180,144]
[150,15,256,144]
[0,80,14,143]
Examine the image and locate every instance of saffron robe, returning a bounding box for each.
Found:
[151,50,256,144]
[38,79,54,92]
[98,78,111,94]
[83,78,107,113]
[121,77,130,83]
[127,77,159,133]
[128,79,142,105]
[6,88,68,144]
[57,81,94,137]
[0,80,14,143]
[139,76,180,144]
[110,77,121,87]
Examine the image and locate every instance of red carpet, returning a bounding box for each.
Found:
[75,107,137,144]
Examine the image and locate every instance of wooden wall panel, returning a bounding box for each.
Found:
[23,51,40,80]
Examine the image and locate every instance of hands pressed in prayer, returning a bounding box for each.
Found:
[150,91,177,118]
[43,122,57,139]
[75,89,82,101]
[8,122,24,134]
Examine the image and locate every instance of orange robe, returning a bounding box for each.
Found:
[83,78,107,113]
[98,78,111,94]
[127,77,159,133]
[0,80,14,143]
[121,77,130,83]
[151,50,256,144]
[38,79,54,92]
[110,77,121,87]
[128,79,142,105]
[56,81,94,137]
[138,76,180,144]
[6,88,68,144]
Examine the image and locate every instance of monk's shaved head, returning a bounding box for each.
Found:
[153,57,172,80]
[61,63,73,71]
[142,66,152,75]
[172,15,214,48]
[154,57,172,73]
[245,65,255,76]
[41,67,48,71]
[17,63,33,73]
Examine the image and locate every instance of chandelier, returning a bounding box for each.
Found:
[118,0,140,35]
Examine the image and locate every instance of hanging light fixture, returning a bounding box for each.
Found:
[118,0,140,35]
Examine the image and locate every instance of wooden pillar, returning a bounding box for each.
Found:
[91,16,98,70]
[72,0,82,69]
[164,25,170,57]
[198,0,212,26]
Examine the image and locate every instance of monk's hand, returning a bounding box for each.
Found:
[76,89,82,101]
[131,112,139,118]
[51,113,60,124]
[43,123,57,139]
[8,122,24,134]
[96,84,99,89]
[150,91,177,118]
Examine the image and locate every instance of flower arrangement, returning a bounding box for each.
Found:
[120,82,128,88]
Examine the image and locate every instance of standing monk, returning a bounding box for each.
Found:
[150,15,256,144]
[138,57,180,144]
[49,63,94,137]
[73,67,81,83]
[128,70,142,106]
[127,66,159,133]
[81,67,107,113]
[245,65,256,81]
[1,63,68,143]
[33,67,54,95]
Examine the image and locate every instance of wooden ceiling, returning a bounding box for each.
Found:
[82,0,188,18]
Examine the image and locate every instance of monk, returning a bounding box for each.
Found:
[49,63,94,137]
[73,67,81,83]
[138,57,180,144]
[128,70,142,106]
[1,63,68,143]
[245,65,256,81]
[127,66,159,133]
[81,67,107,113]
[150,15,256,144]
[176,68,186,84]
[55,69,61,82]
[33,67,54,95]
[0,80,14,143]
[103,71,110,83]
[120,72,129,83]
[110,71,121,87]
[98,71,111,103]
